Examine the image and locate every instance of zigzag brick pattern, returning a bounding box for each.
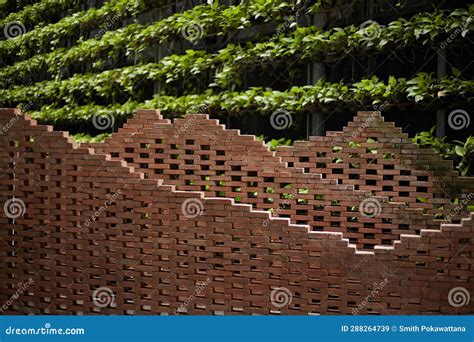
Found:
[87,110,446,250]
[276,111,474,222]
[0,108,473,315]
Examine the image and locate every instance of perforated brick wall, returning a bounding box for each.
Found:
[85,110,471,250]
[0,108,473,315]
[276,111,474,222]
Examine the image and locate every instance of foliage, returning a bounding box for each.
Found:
[214,6,474,88]
[0,0,309,82]
[256,135,292,150]
[413,127,474,176]
[71,132,111,143]
[1,6,472,108]
[0,50,215,109]
[0,0,145,61]
[0,0,38,13]
[0,0,84,31]
[0,0,399,88]
[27,74,473,128]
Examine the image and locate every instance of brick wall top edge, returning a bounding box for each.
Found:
[86,108,468,233]
[0,108,21,113]
[6,111,463,259]
[5,107,473,270]
[7,108,471,257]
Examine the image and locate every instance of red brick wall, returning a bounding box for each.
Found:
[0,108,473,315]
[276,111,474,222]
[86,110,462,250]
